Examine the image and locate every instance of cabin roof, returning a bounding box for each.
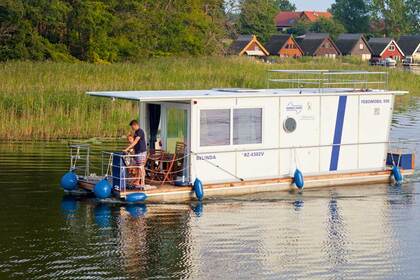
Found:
[397,35,420,56]
[335,33,372,55]
[275,11,301,27]
[274,11,332,28]
[296,33,340,56]
[302,11,332,22]
[227,35,269,56]
[227,35,253,55]
[368,37,392,56]
[87,87,406,102]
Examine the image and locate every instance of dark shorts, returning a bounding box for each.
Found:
[135,152,147,166]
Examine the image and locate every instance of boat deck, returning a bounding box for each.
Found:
[77,168,415,203]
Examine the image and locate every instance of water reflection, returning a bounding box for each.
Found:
[60,195,78,217]
[324,194,348,269]
[191,202,204,217]
[0,97,419,279]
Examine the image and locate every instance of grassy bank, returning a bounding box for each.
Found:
[1,57,419,140]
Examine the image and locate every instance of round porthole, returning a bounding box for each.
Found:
[283,117,297,133]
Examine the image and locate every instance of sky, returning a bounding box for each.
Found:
[292,0,335,11]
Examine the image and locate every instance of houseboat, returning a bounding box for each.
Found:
[60,70,416,203]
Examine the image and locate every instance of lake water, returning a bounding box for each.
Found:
[0,97,419,280]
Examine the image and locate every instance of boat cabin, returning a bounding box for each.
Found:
[85,70,412,198]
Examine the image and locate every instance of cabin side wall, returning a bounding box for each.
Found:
[349,38,372,60]
[190,93,394,184]
[190,97,279,183]
[279,94,393,176]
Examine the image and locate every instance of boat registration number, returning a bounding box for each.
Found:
[242,151,264,158]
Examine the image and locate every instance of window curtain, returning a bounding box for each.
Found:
[148,104,161,149]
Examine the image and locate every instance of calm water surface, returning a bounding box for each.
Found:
[0,97,419,280]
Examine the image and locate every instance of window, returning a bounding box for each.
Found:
[389,45,395,51]
[200,109,230,146]
[359,43,364,50]
[233,108,262,145]
[283,117,297,133]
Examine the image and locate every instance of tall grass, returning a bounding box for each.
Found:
[0,57,418,140]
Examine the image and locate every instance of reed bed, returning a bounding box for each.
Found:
[0,57,418,140]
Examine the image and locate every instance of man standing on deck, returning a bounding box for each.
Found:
[124,120,147,187]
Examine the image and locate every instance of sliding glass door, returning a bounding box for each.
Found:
[166,107,188,153]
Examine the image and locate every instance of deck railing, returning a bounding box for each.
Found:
[69,144,90,177]
[68,138,417,188]
[101,151,191,193]
[267,70,389,92]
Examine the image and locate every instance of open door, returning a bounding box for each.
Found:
[161,103,190,153]
[143,102,190,182]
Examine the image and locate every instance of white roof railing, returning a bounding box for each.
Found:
[85,70,401,102]
[267,69,389,91]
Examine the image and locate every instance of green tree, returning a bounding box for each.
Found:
[330,0,370,33]
[309,17,346,40]
[288,19,311,36]
[66,0,117,62]
[0,0,65,61]
[237,0,278,42]
[275,0,296,11]
[370,0,411,36]
[405,0,420,33]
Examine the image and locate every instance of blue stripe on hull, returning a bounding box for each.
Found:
[330,96,347,171]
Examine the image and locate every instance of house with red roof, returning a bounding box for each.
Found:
[275,11,333,32]
[368,38,404,62]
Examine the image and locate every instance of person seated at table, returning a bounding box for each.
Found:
[124,120,147,187]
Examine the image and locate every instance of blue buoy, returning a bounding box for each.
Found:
[93,179,112,199]
[60,172,78,190]
[294,169,304,189]
[126,192,148,203]
[194,178,204,201]
[392,165,403,184]
[125,204,147,218]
